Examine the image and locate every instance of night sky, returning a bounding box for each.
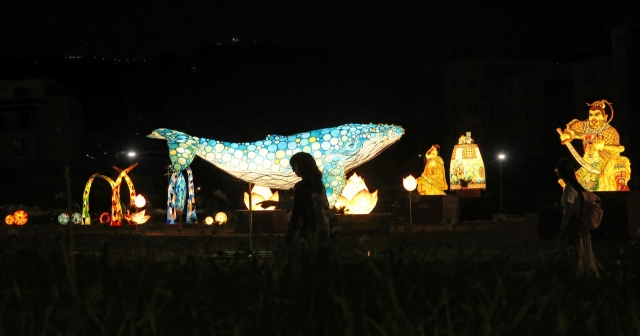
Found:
[3,1,637,60]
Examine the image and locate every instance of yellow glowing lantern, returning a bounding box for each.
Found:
[403,175,417,192]
[134,194,146,208]
[417,144,448,195]
[214,212,227,225]
[335,172,378,214]
[5,215,15,225]
[123,210,151,225]
[557,100,631,191]
[204,216,214,225]
[449,132,486,190]
[244,185,279,210]
[13,210,28,225]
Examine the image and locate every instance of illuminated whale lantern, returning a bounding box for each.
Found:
[148,123,404,207]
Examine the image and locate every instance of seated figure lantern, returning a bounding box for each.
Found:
[417,144,448,195]
[557,100,631,191]
[449,132,486,190]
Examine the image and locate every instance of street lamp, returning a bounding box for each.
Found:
[403,175,417,226]
[498,154,506,214]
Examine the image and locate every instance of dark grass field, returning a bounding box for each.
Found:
[1,218,639,335]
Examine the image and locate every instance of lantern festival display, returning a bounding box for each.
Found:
[334,172,378,214]
[215,212,228,225]
[134,194,146,208]
[148,123,404,208]
[71,213,82,225]
[244,185,279,210]
[557,100,631,191]
[58,213,70,225]
[417,145,448,195]
[82,163,138,226]
[12,210,28,225]
[403,175,417,192]
[5,214,15,225]
[449,132,486,190]
[204,216,214,225]
[166,167,197,224]
[123,210,151,225]
[99,212,110,225]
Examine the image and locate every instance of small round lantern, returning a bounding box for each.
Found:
[71,212,82,225]
[58,213,70,225]
[403,175,417,192]
[214,212,227,225]
[5,214,15,225]
[134,194,146,208]
[99,212,110,225]
[13,210,28,225]
[204,216,214,225]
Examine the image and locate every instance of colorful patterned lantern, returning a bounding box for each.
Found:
[58,213,70,225]
[244,185,279,211]
[204,216,214,225]
[99,212,110,224]
[166,167,197,225]
[449,132,486,190]
[82,163,139,226]
[148,123,404,208]
[71,212,82,225]
[557,100,631,191]
[215,212,227,225]
[13,210,28,225]
[5,215,15,225]
[335,172,378,214]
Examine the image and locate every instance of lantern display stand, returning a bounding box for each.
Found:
[166,166,197,225]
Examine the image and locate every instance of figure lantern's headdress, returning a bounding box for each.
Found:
[427,144,440,156]
[586,100,614,123]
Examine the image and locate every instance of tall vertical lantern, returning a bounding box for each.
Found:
[449,132,486,190]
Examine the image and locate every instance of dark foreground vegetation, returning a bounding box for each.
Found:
[0,232,639,336]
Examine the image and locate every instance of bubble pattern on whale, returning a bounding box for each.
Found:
[149,123,404,207]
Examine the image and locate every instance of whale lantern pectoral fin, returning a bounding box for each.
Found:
[321,156,347,209]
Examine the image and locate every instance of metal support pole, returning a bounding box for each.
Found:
[248,182,253,253]
[409,190,413,226]
[499,162,503,213]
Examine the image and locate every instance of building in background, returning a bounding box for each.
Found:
[0,78,83,164]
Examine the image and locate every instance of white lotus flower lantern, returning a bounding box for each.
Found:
[334,172,378,214]
[403,175,417,192]
[244,185,279,210]
[134,194,146,208]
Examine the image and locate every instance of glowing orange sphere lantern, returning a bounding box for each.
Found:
[204,216,214,225]
[4,215,15,225]
[12,210,28,225]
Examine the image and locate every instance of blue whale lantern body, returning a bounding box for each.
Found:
[149,123,404,208]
